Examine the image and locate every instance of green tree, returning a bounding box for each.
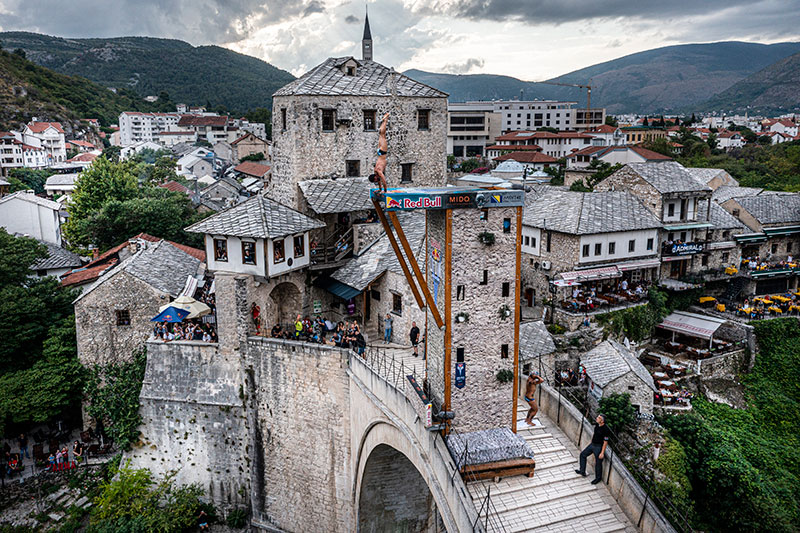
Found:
[642,137,675,158]
[598,393,637,434]
[244,107,272,138]
[240,152,265,162]
[7,168,51,194]
[604,115,618,127]
[103,145,122,162]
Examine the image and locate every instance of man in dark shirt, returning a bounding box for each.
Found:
[409,322,420,357]
[576,414,610,484]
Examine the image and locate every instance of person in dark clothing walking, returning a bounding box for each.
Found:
[576,414,610,484]
[409,322,420,356]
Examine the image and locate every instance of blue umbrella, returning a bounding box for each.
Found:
[151,306,190,323]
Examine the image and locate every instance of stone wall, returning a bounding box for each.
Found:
[75,270,164,367]
[605,373,654,414]
[426,210,446,411]
[245,337,354,532]
[522,231,581,307]
[270,94,447,209]
[130,340,249,512]
[595,167,662,220]
[354,222,384,255]
[368,270,426,346]
[697,349,746,379]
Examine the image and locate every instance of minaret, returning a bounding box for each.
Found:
[362,8,373,61]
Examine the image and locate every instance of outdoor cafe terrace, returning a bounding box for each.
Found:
[553,264,655,315]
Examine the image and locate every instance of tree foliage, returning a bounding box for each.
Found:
[6,167,51,194]
[597,393,637,434]
[84,349,148,451]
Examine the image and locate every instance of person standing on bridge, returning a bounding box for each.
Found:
[524,373,544,426]
[384,313,393,344]
[368,112,391,192]
[409,322,420,357]
[576,413,610,485]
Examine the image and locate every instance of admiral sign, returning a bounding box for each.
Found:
[375,188,525,211]
[669,243,704,255]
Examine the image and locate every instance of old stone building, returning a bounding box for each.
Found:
[269,30,448,209]
[580,340,657,414]
[74,238,206,367]
[230,131,270,163]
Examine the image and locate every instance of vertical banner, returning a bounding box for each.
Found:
[425,403,433,427]
[430,239,442,308]
[455,362,466,389]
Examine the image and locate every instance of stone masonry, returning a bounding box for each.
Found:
[595,167,663,219]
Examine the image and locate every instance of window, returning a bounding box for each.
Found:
[480,209,489,221]
[732,209,740,217]
[667,203,675,217]
[346,159,360,177]
[213,238,228,262]
[524,236,530,246]
[321,109,335,131]
[281,108,287,131]
[401,163,413,183]
[546,232,551,252]
[418,109,430,130]
[456,347,465,362]
[531,237,537,248]
[346,65,356,76]
[501,344,509,359]
[582,244,590,257]
[628,385,636,391]
[457,285,465,301]
[628,239,636,252]
[293,235,305,258]
[723,230,731,239]
[702,254,709,266]
[502,282,510,297]
[480,270,488,285]
[722,252,729,263]
[363,110,376,130]
[392,293,402,315]
[242,241,257,265]
[503,218,511,233]
[680,231,687,242]
[646,238,654,251]
[115,310,131,326]
[772,243,779,254]
[273,240,285,264]
[595,243,602,256]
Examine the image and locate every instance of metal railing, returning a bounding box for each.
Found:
[533,356,694,532]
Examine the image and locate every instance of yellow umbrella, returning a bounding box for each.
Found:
[159,295,211,319]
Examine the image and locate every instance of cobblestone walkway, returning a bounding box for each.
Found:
[467,402,637,533]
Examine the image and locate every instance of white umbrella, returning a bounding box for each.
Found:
[159,295,211,319]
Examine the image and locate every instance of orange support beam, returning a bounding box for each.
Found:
[444,209,453,415]
[387,211,444,330]
[512,205,522,433]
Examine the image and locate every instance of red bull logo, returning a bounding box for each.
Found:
[402,196,442,209]
[386,197,401,209]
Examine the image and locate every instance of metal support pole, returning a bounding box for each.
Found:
[557,384,562,425]
[484,487,491,531]
[638,475,651,528]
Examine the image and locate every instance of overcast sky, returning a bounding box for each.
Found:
[2,0,799,79]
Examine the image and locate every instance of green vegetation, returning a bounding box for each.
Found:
[0,47,158,128]
[660,318,800,532]
[5,168,51,194]
[654,438,694,524]
[597,393,637,434]
[568,160,622,191]
[84,349,147,452]
[0,230,82,434]
[88,460,213,532]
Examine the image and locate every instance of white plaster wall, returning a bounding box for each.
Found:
[578,229,658,264]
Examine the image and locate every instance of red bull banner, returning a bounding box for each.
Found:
[372,187,525,211]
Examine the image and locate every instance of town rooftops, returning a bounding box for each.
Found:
[523,190,661,235]
[298,177,374,214]
[185,194,324,239]
[177,115,229,127]
[45,173,80,187]
[697,201,747,231]
[31,240,83,271]
[486,144,543,152]
[712,185,764,204]
[686,167,738,188]
[619,161,711,194]
[566,145,672,162]
[159,180,189,194]
[274,56,448,98]
[581,340,656,391]
[26,122,64,133]
[494,152,558,164]
[233,161,271,178]
[733,194,800,227]
[0,190,61,210]
[519,321,556,362]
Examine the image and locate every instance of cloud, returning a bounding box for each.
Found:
[606,39,623,48]
[442,57,484,73]
[344,14,359,24]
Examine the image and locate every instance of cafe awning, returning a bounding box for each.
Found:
[558,265,621,283]
[663,222,713,231]
[764,225,800,236]
[615,258,661,271]
[315,276,361,300]
[735,233,767,243]
[657,311,726,340]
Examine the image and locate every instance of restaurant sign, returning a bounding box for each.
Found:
[668,243,704,256]
[373,188,525,211]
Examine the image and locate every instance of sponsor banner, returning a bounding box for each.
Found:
[455,362,466,389]
[378,189,525,211]
[668,243,704,255]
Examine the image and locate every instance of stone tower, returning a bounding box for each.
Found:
[362,9,373,61]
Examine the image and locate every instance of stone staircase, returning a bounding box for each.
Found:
[467,403,637,533]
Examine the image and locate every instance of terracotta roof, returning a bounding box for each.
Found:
[178,115,229,127]
[717,131,740,138]
[67,152,98,162]
[588,124,617,134]
[231,132,267,145]
[68,140,95,148]
[27,122,64,133]
[628,146,673,160]
[159,180,189,193]
[777,119,796,127]
[233,161,271,178]
[566,145,608,158]
[495,130,537,141]
[486,144,542,151]
[494,152,558,164]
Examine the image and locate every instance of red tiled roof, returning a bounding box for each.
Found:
[233,161,271,177]
[566,145,608,158]
[717,131,740,138]
[495,130,537,141]
[777,119,797,127]
[494,152,559,164]
[588,124,617,134]
[628,146,673,160]
[27,122,64,133]
[68,152,98,162]
[159,180,189,193]
[178,115,229,127]
[486,144,542,151]
[68,140,95,148]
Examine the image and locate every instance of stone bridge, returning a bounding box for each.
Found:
[131,336,673,533]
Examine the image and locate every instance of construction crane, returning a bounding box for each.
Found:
[533,80,595,128]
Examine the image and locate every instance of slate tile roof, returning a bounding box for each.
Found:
[697,200,747,231]
[185,194,324,239]
[685,167,737,187]
[332,211,424,291]
[581,340,656,391]
[298,177,375,214]
[75,240,205,303]
[274,57,448,98]
[45,173,80,187]
[735,194,800,226]
[712,185,763,204]
[622,161,711,194]
[31,240,83,271]
[523,190,661,235]
[0,190,60,210]
[519,321,556,362]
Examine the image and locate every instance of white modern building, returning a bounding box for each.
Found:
[22,122,67,164]
[0,190,63,245]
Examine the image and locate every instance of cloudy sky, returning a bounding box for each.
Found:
[1,0,799,79]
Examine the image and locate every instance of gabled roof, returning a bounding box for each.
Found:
[159,180,189,193]
[298,177,374,214]
[697,200,747,231]
[45,173,80,187]
[0,190,60,210]
[618,161,711,194]
[274,57,447,98]
[588,124,618,134]
[185,194,324,239]
[581,340,656,391]
[67,140,95,148]
[519,321,556,362]
[233,161,271,178]
[332,211,424,291]
[231,132,267,145]
[686,167,737,187]
[712,185,763,204]
[27,122,64,133]
[734,194,800,226]
[177,115,229,127]
[523,190,661,235]
[486,144,542,152]
[494,152,558,164]
[67,152,98,163]
[31,240,83,271]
